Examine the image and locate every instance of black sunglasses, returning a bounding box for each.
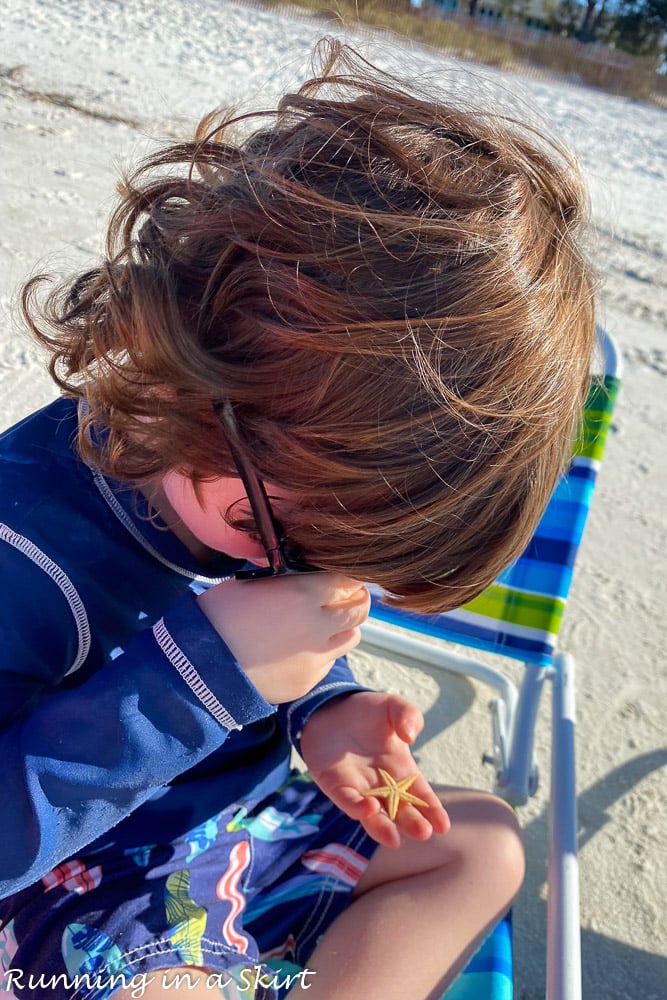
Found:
[216,402,319,580]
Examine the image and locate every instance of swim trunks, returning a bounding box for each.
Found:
[0,771,377,999]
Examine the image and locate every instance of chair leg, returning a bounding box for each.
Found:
[499,662,547,807]
[547,652,582,1000]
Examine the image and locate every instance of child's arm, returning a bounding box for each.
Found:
[0,551,367,898]
[275,654,374,753]
[195,572,370,704]
[0,548,278,898]
[196,575,450,849]
[299,691,451,849]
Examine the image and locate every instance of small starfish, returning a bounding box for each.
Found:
[362,768,428,821]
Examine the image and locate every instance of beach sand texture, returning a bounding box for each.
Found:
[1,2,665,997]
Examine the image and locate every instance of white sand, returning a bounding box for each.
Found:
[1,2,665,997]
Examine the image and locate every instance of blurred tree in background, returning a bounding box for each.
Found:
[575,0,611,40]
[611,0,667,55]
[545,0,665,56]
[450,0,665,55]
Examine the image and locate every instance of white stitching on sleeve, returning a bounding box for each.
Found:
[152,617,241,731]
[0,523,91,675]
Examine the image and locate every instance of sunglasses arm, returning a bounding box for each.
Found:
[217,402,316,580]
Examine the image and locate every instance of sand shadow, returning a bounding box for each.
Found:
[354,639,479,744]
[387,651,478,748]
[515,747,667,999]
[575,746,667,850]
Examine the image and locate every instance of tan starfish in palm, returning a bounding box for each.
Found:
[363,768,428,821]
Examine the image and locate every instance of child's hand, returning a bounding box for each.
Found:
[299,691,450,848]
[197,574,370,704]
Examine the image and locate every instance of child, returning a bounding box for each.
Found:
[0,40,595,1000]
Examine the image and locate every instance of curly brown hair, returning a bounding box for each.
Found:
[23,40,597,614]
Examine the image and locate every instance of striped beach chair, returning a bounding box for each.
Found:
[361,326,621,1000]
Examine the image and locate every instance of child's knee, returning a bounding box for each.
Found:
[483,794,525,896]
[439,788,525,899]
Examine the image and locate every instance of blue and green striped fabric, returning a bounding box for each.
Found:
[443,916,513,1000]
[370,375,620,667]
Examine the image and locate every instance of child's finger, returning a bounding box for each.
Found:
[320,575,369,607]
[387,696,424,744]
[326,591,371,637]
[406,785,450,836]
[361,810,404,850]
[335,785,384,822]
[393,804,439,842]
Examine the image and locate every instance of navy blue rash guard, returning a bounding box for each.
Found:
[0,397,366,898]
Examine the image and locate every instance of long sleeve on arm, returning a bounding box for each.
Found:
[0,565,274,897]
[277,656,373,758]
